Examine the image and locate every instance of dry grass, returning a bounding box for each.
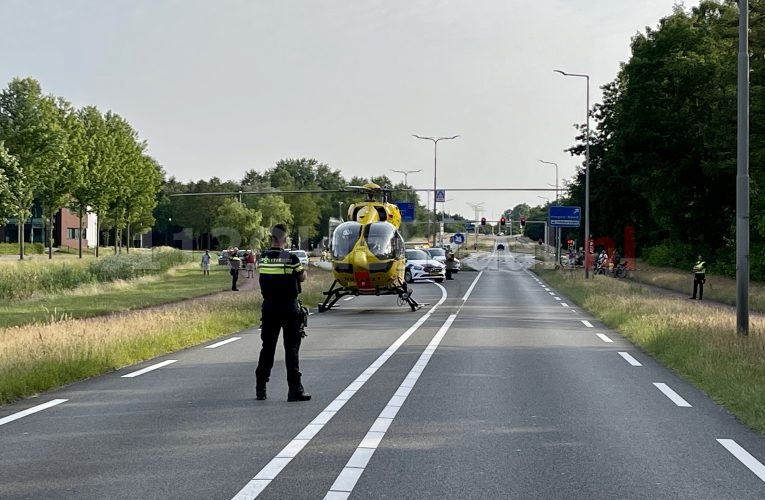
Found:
[0,266,335,404]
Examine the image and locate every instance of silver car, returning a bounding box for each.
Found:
[424,247,460,273]
[290,250,309,266]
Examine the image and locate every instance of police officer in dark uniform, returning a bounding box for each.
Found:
[255,224,310,402]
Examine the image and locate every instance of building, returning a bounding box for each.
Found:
[1,201,98,249]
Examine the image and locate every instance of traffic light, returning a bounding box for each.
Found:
[500,217,506,226]
[520,217,526,228]
[480,217,486,226]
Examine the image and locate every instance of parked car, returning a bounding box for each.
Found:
[404,248,445,283]
[290,249,310,266]
[424,247,460,273]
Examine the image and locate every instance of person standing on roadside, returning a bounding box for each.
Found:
[245,251,256,278]
[201,250,211,276]
[228,247,241,291]
[690,255,706,300]
[445,250,456,280]
[255,224,310,402]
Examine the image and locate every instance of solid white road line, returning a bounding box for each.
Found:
[717,439,765,483]
[205,337,241,349]
[325,314,457,499]
[618,352,642,366]
[0,399,68,426]
[653,382,692,407]
[231,289,449,500]
[596,333,614,343]
[121,360,177,378]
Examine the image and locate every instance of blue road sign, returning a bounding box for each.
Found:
[396,202,415,222]
[435,190,446,203]
[549,206,581,227]
[453,233,465,244]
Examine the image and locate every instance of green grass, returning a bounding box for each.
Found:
[0,266,234,328]
[539,269,765,435]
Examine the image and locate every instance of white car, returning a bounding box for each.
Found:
[405,249,445,283]
[424,247,460,273]
[290,250,309,266]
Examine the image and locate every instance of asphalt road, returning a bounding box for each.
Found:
[2,249,765,499]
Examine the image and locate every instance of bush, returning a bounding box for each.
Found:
[0,249,191,301]
[643,241,697,269]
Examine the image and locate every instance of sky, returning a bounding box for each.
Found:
[1,0,681,222]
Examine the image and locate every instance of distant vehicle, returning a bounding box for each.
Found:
[405,248,445,283]
[424,247,460,273]
[496,244,505,251]
[290,249,309,266]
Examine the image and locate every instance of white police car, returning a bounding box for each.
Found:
[290,250,310,266]
[404,248,445,283]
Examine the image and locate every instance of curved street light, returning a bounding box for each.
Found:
[554,69,590,278]
[412,134,460,246]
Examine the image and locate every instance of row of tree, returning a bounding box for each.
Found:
[535,1,765,276]
[0,77,162,258]
[156,158,467,252]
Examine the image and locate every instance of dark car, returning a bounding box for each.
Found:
[218,249,249,265]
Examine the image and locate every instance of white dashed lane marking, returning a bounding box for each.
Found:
[618,352,642,366]
[653,382,692,407]
[121,360,177,378]
[205,337,241,349]
[717,439,765,483]
[0,399,68,427]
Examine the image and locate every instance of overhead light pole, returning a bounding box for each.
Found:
[391,169,422,202]
[539,159,560,265]
[555,69,590,278]
[413,134,460,246]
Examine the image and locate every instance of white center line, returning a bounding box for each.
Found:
[717,439,765,482]
[596,333,614,343]
[653,382,692,407]
[121,360,177,378]
[231,288,450,500]
[325,314,457,499]
[205,337,241,349]
[618,351,642,366]
[0,399,68,426]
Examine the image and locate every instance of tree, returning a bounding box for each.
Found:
[211,198,263,251]
[0,78,65,259]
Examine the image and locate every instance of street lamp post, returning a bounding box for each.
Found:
[338,201,344,220]
[391,169,422,201]
[413,134,459,246]
[539,159,560,264]
[555,69,590,278]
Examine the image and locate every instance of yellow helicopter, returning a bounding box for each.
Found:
[318,182,421,312]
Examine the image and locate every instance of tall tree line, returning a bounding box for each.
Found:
[0,77,162,258]
[558,1,765,277]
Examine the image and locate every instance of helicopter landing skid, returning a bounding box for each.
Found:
[396,284,421,311]
[318,280,351,312]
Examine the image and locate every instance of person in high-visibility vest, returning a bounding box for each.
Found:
[690,255,706,300]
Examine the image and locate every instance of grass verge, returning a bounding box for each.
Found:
[0,265,334,405]
[539,269,765,435]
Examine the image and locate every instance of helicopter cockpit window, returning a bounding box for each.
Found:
[332,221,362,260]
[363,222,401,260]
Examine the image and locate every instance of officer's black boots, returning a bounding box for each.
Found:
[256,383,267,401]
[288,386,311,402]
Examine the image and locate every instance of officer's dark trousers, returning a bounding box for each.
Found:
[692,274,705,299]
[230,269,239,290]
[256,305,303,390]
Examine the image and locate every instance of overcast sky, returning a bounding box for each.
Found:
[1,0,680,221]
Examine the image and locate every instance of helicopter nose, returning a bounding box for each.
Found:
[352,248,372,289]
